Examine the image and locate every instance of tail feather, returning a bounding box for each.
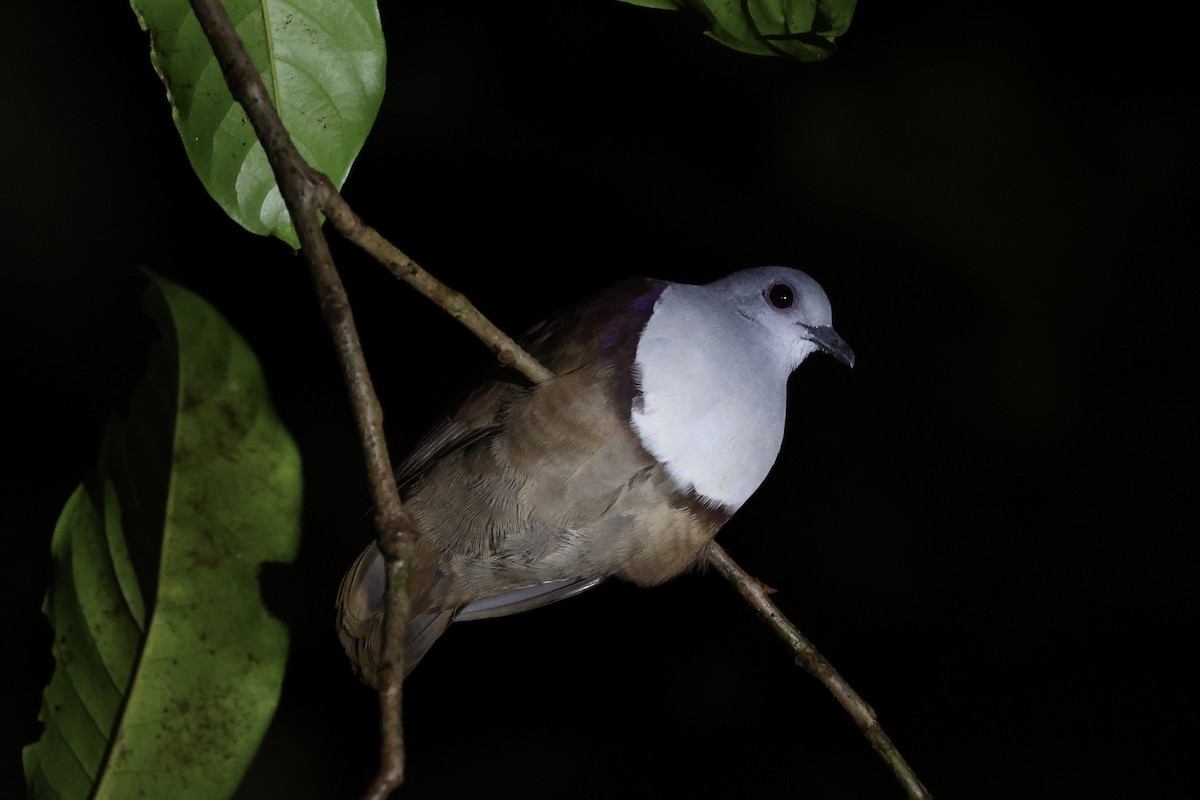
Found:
[335,542,451,686]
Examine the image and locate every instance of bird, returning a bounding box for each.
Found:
[336,266,854,685]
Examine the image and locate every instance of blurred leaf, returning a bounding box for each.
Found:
[23,275,302,799]
[619,0,856,60]
[131,0,386,246]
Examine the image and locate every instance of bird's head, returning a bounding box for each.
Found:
[705,266,855,372]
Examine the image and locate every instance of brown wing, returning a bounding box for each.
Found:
[337,277,727,684]
[335,378,521,684]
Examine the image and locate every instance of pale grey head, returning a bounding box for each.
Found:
[704,266,855,371]
[631,266,853,510]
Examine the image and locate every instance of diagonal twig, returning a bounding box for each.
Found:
[319,202,555,385]
[708,543,932,799]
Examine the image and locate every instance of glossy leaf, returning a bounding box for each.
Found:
[23,276,302,799]
[131,0,386,245]
[618,0,856,61]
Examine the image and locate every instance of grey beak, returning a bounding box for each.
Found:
[801,324,855,368]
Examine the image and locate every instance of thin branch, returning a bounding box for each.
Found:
[707,543,933,800]
[321,196,554,384]
[187,1,415,796]
[186,3,928,798]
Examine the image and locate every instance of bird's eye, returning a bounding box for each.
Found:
[767,283,795,309]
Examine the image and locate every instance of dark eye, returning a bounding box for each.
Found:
[767,282,795,309]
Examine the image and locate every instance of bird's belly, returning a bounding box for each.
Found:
[451,471,726,598]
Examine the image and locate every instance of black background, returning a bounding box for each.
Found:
[4,1,1196,797]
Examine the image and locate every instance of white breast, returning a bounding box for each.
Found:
[630,284,793,510]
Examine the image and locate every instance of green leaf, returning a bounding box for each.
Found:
[23,276,302,799]
[131,0,386,246]
[618,0,857,61]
